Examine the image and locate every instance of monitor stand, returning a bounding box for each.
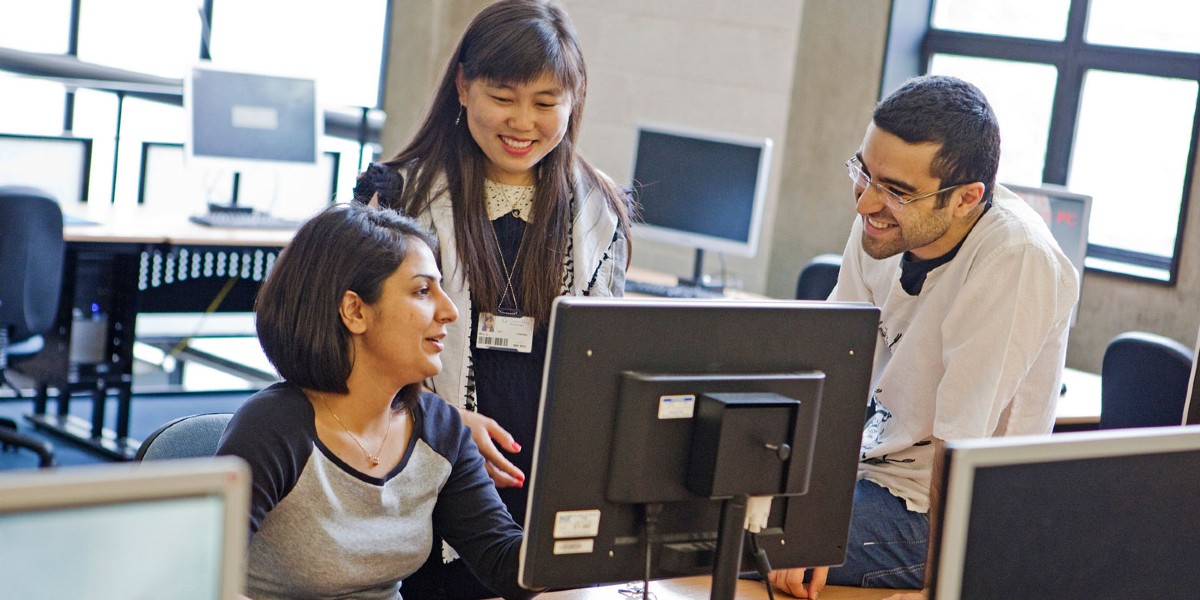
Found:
[203,171,251,215]
[677,248,725,293]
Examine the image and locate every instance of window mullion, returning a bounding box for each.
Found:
[1042,0,1088,187]
[1042,63,1083,185]
[63,0,81,132]
[924,30,1067,66]
[1168,99,1200,283]
[1077,45,1200,79]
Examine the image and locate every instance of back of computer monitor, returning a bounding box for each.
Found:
[0,133,92,206]
[0,457,250,600]
[519,297,879,591]
[931,427,1200,599]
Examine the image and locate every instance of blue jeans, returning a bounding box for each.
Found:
[825,479,929,589]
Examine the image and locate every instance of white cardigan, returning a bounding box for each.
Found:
[413,171,628,410]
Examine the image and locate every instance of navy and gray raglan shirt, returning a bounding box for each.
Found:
[215,383,535,600]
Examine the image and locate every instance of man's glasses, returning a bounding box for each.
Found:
[846,156,963,207]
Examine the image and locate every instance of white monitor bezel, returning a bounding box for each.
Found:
[934,427,1200,599]
[0,133,93,205]
[1184,322,1200,425]
[630,121,773,258]
[0,456,250,600]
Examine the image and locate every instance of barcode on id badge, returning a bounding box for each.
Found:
[480,336,508,346]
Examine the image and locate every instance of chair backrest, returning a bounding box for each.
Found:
[1100,331,1195,429]
[0,186,65,343]
[795,253,842,300]
[135,413,234,461]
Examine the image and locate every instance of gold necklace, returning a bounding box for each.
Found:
[320,397,392,467]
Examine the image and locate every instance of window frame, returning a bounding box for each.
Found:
[0,0,391,206]
[883,0,1200,285]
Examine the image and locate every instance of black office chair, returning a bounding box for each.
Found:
[135,413,234,461]
[795,253,842,300]
[1099,331,1194,430]
[0,185,65,467]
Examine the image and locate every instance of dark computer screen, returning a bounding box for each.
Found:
[519,297,879,596]
[631,124,772,283]
[931,427,1200,599]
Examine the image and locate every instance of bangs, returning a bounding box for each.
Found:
[461,20,583,96]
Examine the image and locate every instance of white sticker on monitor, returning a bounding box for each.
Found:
[553,539,595,555]
[657,394,696,419]
[230,105,279,130]
[552,509,601,539]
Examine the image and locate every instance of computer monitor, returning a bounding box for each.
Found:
[1005,183,1091,325]
[1184,325,1200,425]
[185,64,321,214]
[930,426,1200,599]
[519,297,879,598]
[631,123,772,288]
[140,141,339,220]
[140,141,235,213]
[0,456,251,599]
[0,133,93,207]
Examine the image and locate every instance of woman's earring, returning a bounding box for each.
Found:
[455,105,463,126]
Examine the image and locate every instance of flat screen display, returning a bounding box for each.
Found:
[0,457,250,600]
[520,297,879,591]
[931,427,1200,599]
[632,124,772,258]
[187,65,319,167]
[0,133,92,206]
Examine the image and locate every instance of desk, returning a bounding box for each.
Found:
[16,203,292,459]
[535,576,906,599]
[1055,367,1102,427]
[626,266,767,301]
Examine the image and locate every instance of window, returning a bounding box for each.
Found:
[890,0,1200,283]
[0,0,388,207]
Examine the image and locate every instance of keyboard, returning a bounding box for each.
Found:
[189,211,304,230]
[624,279,726,299]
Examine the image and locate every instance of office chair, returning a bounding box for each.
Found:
[134,413,234,461]
[0,185,64,468]
[1099,331,1194,430]
[795,253,842,300]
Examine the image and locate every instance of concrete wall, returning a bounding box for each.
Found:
[381,0,1200,373]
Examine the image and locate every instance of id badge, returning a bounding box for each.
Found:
[477,312,535,353]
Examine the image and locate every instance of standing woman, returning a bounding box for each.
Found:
[355,0,632,535]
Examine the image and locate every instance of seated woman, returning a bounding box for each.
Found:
[216,203,536,600]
